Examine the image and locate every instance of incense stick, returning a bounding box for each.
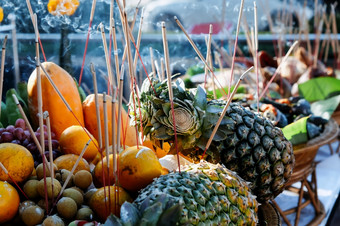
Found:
[116,67,125,151]
[160,58,165,81]
[133,9,144,74]
[314,18,324,67]
[0,162,29,199]
[150,47,156,78]
[175,17,228,97]
[100,23,115,92]
[259,41,299,99]
[204,24,213,90]
[201,66,253,159]
[0,36,7,115]
[43,111,54,205]
[254,1,260,113]
[11,94,50,171]
[78,0,97,85]
[162,22,181,173]
[111,18,120,86]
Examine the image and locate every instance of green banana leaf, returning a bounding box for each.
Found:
[282,116,309,146]
[311,94,340,120]
[298,77,340,102]
[73,77,87,102]
[6,89,29,125]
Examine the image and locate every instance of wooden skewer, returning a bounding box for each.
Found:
[150,47,156,78]
[201,66,253,159]
[111,87,117,175]
[0,36,8,115]
[0,162,29,199]
[43,111,54,204]
[90,63,103,150]
[133,9,144,74]
[162,22,181,173]
[100,23,115,92]
[11,94,50,171]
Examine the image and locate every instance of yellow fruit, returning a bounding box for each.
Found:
[47,0,79,16]
[118,146,162,192]
[143,139,171,158]
[83,94,138,148]
[54,154,90,174]
[59,125,99,162]
[93,154,115,188]
[0,143,34,183]
[27,62,84,139]
[0,181,20,224]
[89,186,132,222]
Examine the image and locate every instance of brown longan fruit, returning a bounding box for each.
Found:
[19,200,36,216]
[57,197,77,219]
[36,163,58,180]
[37,177,61,199]
[62,188,84,206]
[42,215,65,226]
[23,179,40,199]
[75,207,94,221]
[37,199,52,212]
[21,205,45,226]
[56,169,74,187]
[71,186,84,196]
[73,170,93,190]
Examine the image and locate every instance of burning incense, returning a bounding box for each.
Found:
[0,36,8,114]
[162,21,181,172]
[201,66,253,159]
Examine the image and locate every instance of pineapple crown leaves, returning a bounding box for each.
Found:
[103,194,182,226]
[131,77,207,150]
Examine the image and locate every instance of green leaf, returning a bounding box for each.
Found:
[157,203,182,226]
[17,81,29,106]
[207,85,245,99]
[73,77,87,102]
[186,65,205,76]
[6,89,28,125]
[310,95,340,120]
[193,85,207,110]
[119,202,140,226]
[103,215,123,226]
[139,202,163,226]
[282,116,309,145]
[298,77,340,102]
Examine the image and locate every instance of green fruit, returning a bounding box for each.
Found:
[57,197,77,219]
[75,207,94,221]
[134,161,258,225]
[62,188,84,206]
[21,205,44,226]
[23,179,39,199]
[37,177,61,199]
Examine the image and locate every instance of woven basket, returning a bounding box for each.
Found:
[332,110,340,125]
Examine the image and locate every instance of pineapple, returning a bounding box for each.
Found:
[134,161,258,225]
[130,77,295,202]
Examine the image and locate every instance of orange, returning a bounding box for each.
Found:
[47,0,79,16]
[118,146,162,192]
[27,62,84,139]
[0,7,3,23]
[143,139,171,158]
[0,181,20,224]
[54,154,90,174]
[59,125,99,162]
[89,186,132,222]
[82,94,137,149]
[0,143,34,183]
[93,154,116,188]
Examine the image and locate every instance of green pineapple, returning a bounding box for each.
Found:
[130,77,295,202]
[133,161,258,225]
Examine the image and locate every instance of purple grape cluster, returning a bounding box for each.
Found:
[0,118,62,167]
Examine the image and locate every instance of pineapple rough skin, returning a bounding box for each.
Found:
[131,78,295,203]
[134,161,258,225]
